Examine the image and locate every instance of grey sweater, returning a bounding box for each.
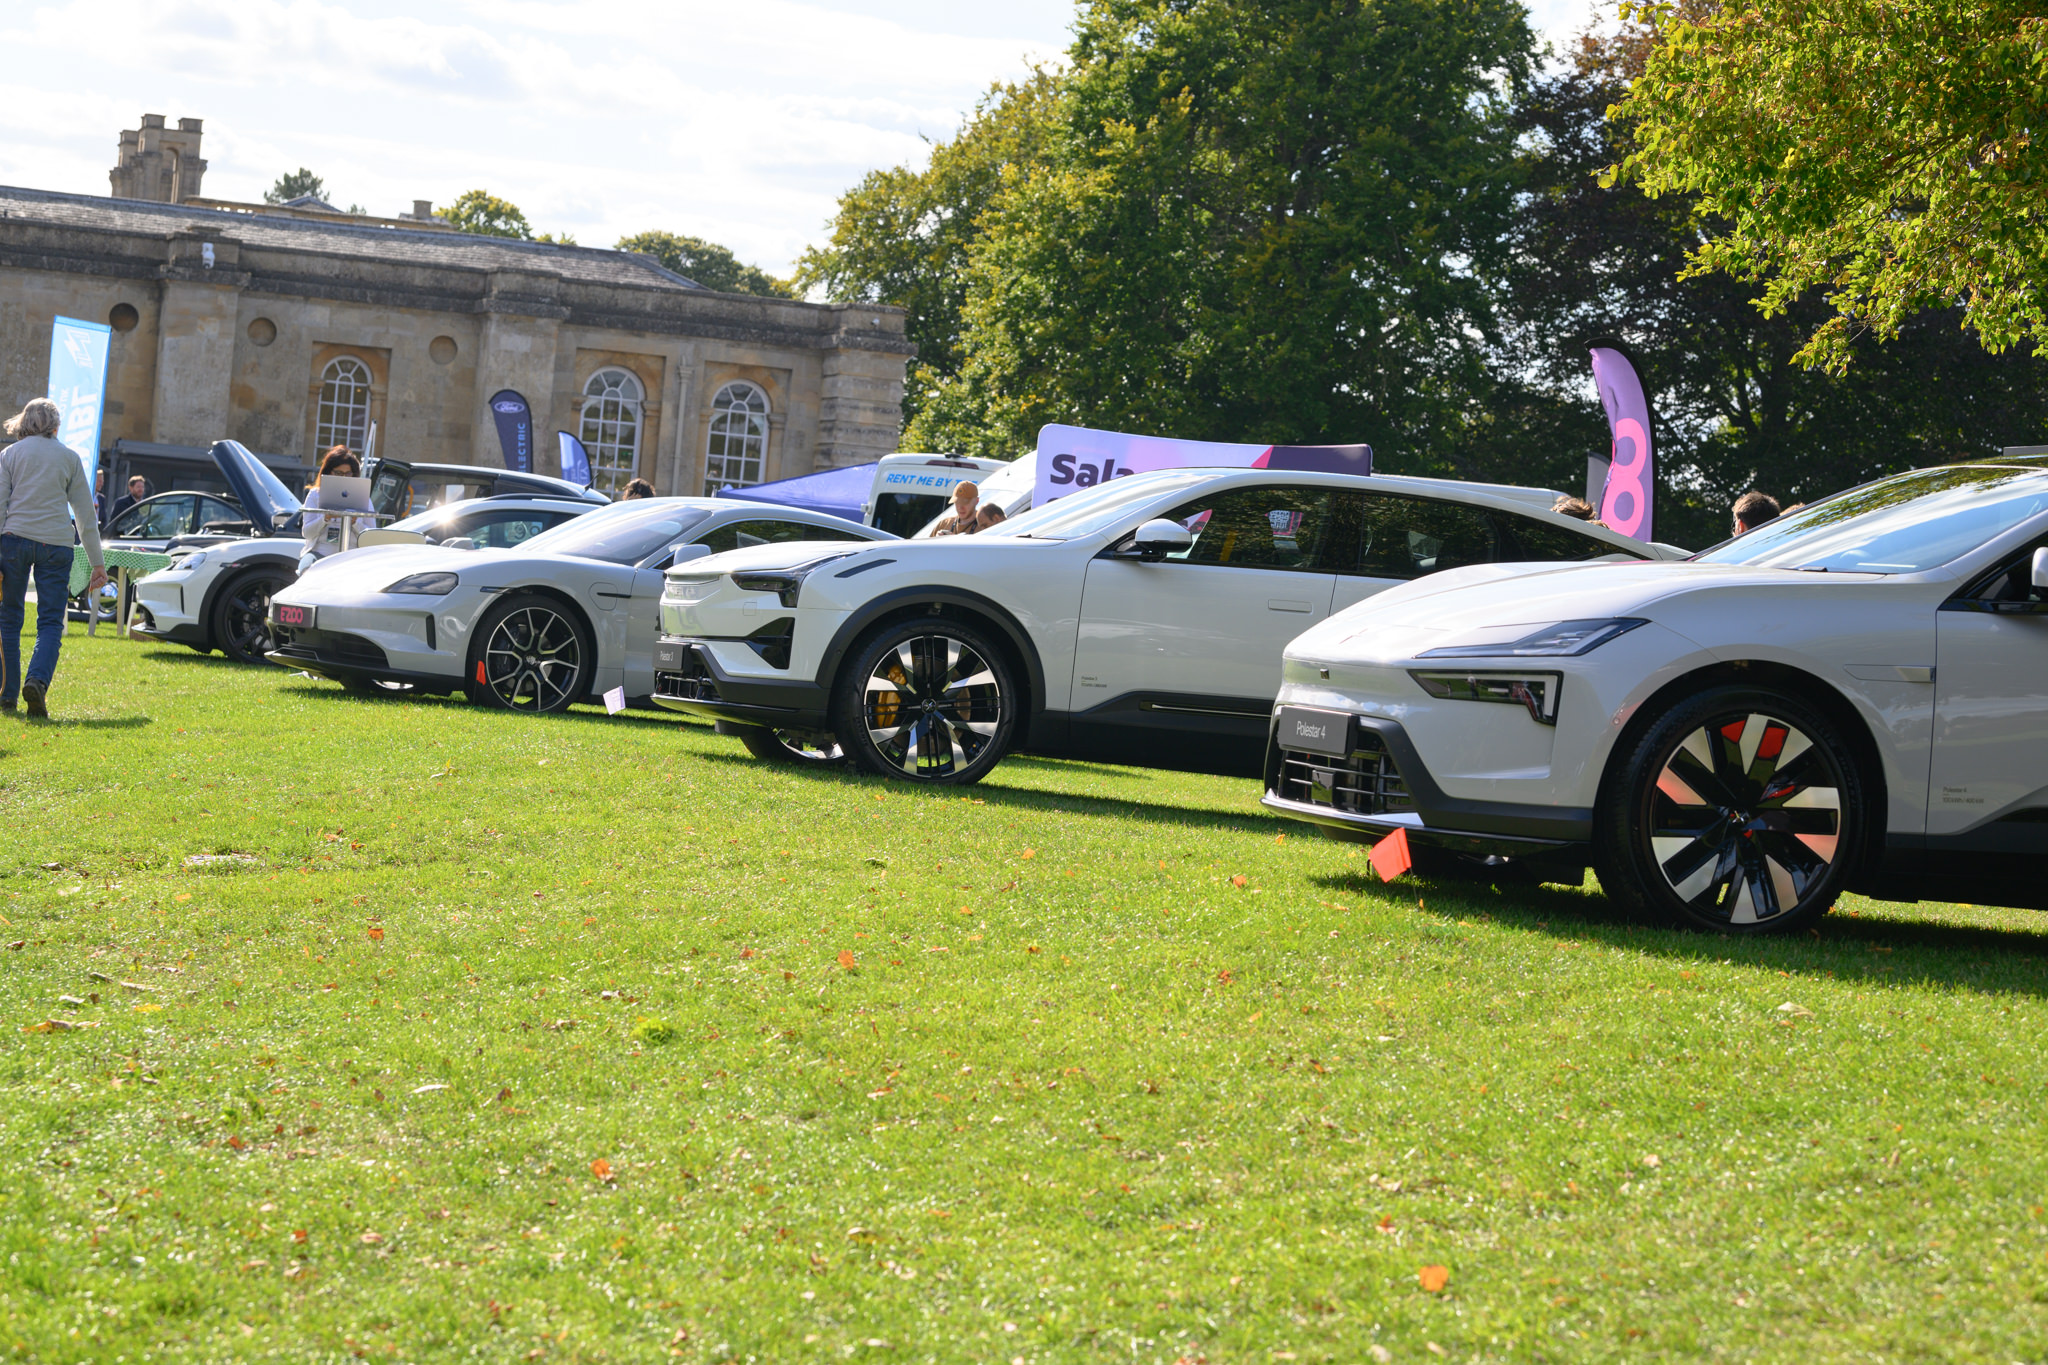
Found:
[0,435,105,568]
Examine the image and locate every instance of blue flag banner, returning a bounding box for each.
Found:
[488,390,533,473]
[48,316,112,497]
[557,430,591,487]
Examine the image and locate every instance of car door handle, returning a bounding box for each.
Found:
[1267,599,1313,613]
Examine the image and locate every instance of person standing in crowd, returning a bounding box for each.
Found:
[975,504,1007,533]
[104,473,147,528]
[0,398,107,718]
[931,481,980,536]
[301,446,361,558]
[1733,490,1781,536]
[621,478,654,500]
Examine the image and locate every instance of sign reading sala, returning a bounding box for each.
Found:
[1032,424,1372,507]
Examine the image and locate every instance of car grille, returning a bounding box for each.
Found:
[269,626,388,670]
[1274,732,1414,816]
[654,654,722,705]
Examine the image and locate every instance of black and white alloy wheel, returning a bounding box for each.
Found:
[835,619,1016,785]
[211,569,290,667]
[1595,685,1864,934]
[466,593,591,714]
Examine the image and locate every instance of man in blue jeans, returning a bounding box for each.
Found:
[0,399,107,718]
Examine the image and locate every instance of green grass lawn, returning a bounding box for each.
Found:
[5,627,2048,1363]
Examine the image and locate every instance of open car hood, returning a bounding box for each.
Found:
[213,439,301,536]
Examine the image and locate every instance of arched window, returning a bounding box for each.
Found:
[579,368,645,495]
[703,382,769,494]
[314,356,372,456]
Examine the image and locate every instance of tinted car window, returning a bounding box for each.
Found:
[196,495,243,529]
[128,495,197,539]
[1340,493,1497,579]
[1154,486,1337,570]
[1500,513,1646,562]
[695,519,870,553]
[456,510,570,548]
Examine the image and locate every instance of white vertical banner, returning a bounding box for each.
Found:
[47,316,112,496]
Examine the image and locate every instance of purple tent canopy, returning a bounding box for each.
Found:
[713,461,878,524]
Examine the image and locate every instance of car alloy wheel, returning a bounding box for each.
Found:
[467,594,590,714]
[1596,684,1864,934]
[212,570,290,666]
[736,725,846,766]
[837,619,1016,784]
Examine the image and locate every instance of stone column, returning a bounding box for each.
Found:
[816,346,908,468]
[150,231,244,445]
[470,269,566,470]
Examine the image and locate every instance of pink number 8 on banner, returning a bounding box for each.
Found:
[1600,417,1649,537]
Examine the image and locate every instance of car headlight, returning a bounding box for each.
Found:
[383,571,460,596]
[730,552,859,609]
[1409,670,1562,725]
[1417,617,1648,658]
[172,551,208,571]
[663,574,722,603]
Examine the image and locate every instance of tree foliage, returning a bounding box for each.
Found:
[1613,0,2048,372]
[443,190,534,240]
[264,168,326,204]
[619,231,791,297]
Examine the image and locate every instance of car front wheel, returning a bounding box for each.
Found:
[465,593,592,714]
[1593,684,1866,934]
[211,568,292,666]
[834,618,1016,785]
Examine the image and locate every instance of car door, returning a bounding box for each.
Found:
[1068,482,1341,772]
[367,460,414,519]
[1326,491,1503,613]
[1929,535,2048,866]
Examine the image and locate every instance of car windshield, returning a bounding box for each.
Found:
[518,501,710,564]
[992,471,1213,541]
[1694,466,2048,573]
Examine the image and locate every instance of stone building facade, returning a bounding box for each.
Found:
[0,116,913,496]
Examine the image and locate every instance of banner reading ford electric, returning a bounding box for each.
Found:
[47,315,112,496]
[1032,424,1371,507]
[488,390,534,473]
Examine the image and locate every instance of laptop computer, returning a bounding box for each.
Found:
[312,475,373,513]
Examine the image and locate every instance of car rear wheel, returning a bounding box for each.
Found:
[1593,685,1866,934]
[465,593,592,714]
[733,724,846,766]
[210,568,292,666]
[833,618,1016,785]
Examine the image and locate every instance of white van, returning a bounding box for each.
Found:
[863,454,1005,537]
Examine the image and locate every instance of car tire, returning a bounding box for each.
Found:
[734,724,847,766]
[1593,684,1867,934]
[464,592,593,714]
[210,568,292,666]
[833,617,1017,785]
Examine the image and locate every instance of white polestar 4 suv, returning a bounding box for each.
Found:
[1261,460,2048,933]
[650,467,1680,781]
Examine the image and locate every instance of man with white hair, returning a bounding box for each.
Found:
[0,398,107,717]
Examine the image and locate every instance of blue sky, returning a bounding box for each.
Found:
[1,0,1596,277]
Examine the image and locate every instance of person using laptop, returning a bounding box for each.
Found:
[303,446,366,558]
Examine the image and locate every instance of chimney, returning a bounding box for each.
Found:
[111,114,207,203]
[412,199,433,220]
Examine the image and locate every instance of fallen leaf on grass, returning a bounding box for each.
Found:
[359,1232,383,1245]
[132,1003,162,1014]
[5,940,22,951]
[837,950,858,970]
[1020,849,1036,859]
[590,1158,615,1182]
[1776,1002,1814,1018]
[174,893,191,903]
[1418,1264,1451,1293]
[1229,874,1248,888]
[412,1084,448,1095]
[367,927,384,943]
[26,1019,99,1033]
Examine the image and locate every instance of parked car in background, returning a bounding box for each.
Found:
[102,486,250,551]
[652,467,1681,782]
[1261,460,2048,933]
[265,498,894,710]
[363,458,606,520]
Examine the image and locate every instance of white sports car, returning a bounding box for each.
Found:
[651,467,1681,780]
[264,497,893,710]
[1261,460,2048,932]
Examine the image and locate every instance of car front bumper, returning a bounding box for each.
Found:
[263,598,471,691]
[650,637,832,732]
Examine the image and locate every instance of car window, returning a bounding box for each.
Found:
[997,471,1213,540]
[521,502,711,563]
[1957,534,2048,607]
[1152,486,1338,571]
[1696,466,2048,573]
[107,500,152,537]
[197,495,243,529]
[370,468,413,518]
[695,519,870,553]
[1340,492,1498,579]
[1499,512,1647,562]
[459,510,569,548]
[136,496,197,539]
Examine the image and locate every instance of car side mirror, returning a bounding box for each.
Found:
[2032,546,2048,591]
[670,543,714,566]
[442,537,478,552]
[1132,518,1194,561]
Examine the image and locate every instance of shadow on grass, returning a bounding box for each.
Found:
[272,678,706,731]
[4,714,152,731]
[1312,868,2048,998]
[135,649,251,671]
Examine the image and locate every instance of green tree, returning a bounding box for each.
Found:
[618,231,791,297]
[443,190,534,240]
[903,0,1535,463]
[794,73,1060,428]
[1613,0,2048,373]
[264,168,326,204]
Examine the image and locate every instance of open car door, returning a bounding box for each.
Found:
[210,440,301,537]
[365,458,415,520]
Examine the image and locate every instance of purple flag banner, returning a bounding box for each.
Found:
[1589,347,1653,541]
[488,390,533,473]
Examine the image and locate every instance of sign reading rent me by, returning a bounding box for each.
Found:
[47,316,111,495]
[1032,424,1371,507]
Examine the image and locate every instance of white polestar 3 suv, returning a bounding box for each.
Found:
[650,467,1680,781]
[263,497,891,710]
[1261,460,2048,932]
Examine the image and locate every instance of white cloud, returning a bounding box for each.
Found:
[0,0,1070,272]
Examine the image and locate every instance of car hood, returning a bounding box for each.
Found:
[212,439,300,535]
[1289,558,1891,662]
